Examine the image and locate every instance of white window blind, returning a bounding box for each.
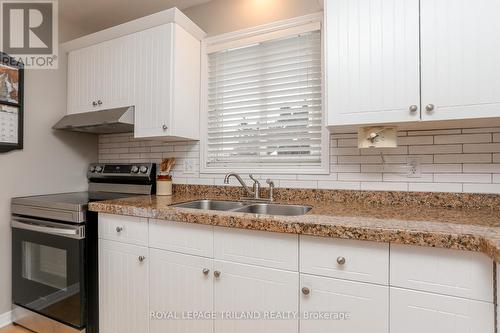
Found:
[205,29,324,171]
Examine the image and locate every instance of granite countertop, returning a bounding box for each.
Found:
[89,185,500,262]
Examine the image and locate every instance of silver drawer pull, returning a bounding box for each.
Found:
[116,226,124,233]
[302,287,311,295]
[425,104,435,112]
[138,256,146,263]
[202,268,210,275]
[409,105,418,113]
[213,271,221,278]
[337,256,346,265]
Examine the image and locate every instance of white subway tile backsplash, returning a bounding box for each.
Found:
[434,133,491,144]
[434,154,492,164]
[463,183,500,194]
[463,164,500,173]
[398,136,433,145]
[338,173,383,182]
[409,144,462,154]
[463,143,500,153]
[317,181,360,190]
[407,129,461,136]
[98,127,500,194]
[383,173,433,183]
[360,182,408,191]
[408,183,463,193]
[434,173,492,183]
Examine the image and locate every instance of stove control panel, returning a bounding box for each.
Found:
[87,163,155,180]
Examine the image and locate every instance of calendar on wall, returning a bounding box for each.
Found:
[0,52,23,153]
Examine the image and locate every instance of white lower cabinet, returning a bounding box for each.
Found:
[149,249,213,333]
[213,260,299,333]
[99,239,149,333]
[390,288,494,333]
[300,274,389,333]
[98,214,496,333]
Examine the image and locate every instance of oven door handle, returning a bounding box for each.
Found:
[12,219,85,240]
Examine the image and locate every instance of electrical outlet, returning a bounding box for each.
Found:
[183,160,195,174]
[406,157,421,178]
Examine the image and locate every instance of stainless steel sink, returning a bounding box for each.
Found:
[172,199,312,216]
[172,200,246,211]
[233,203,312,216]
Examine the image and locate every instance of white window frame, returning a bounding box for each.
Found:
[200,13,329,175]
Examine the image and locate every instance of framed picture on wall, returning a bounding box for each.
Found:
[0,52,24,153]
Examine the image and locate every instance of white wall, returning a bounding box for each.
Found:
[0,50,97,317]
[183,0,322,36]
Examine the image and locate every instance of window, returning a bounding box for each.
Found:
[202,17,328,174]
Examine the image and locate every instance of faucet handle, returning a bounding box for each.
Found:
[266,179,275,186]
[249,174,260,184]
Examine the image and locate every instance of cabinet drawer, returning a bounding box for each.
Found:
[390,244,493,302]
[214,227,298,271]
[149,219,213,257]
[390,287,494,333]
[98,213,148,246]
[300,236,389,285]
[300,274,388,333]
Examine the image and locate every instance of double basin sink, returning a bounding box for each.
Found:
[173,199,312,216]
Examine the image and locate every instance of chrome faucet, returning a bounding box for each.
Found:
[223,173,274,201]
[224,173,258,199]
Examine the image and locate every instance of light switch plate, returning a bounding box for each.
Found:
[358,127,398,148]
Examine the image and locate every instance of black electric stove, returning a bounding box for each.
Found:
[11,163,156,333]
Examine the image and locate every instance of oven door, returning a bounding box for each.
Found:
[12,217,86,330]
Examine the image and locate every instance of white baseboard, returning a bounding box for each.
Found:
[0,310,12,328]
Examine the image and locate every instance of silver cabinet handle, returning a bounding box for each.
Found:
[97,100,103,105]
[92,101,97,107]
[302,287,310,295]
[138,256,146,263]
[409,105,418,113]
[202,268,210,275]
[214,271,221,278]
[162,124,168,130]
[425,104,435,112]
[116,226,124,233]
[337,256,346,265]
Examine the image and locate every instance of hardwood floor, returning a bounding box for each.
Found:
[0,325,32,333]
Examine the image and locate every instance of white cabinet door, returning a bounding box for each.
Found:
[390,287,494,333]
[99,239,149,333]
[326,0,420,126]
[150,249,213,333]
[134,24,173,138]
[214,260,299,333]
[97,34,136,110]
[421,0,500,121]
[300,274,389,333]
[67,45,100,114]
[67,34,135,114]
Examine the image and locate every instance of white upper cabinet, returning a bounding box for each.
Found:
[67,34,135,115]
[66,8,204,140]
[420,0,500,121]
[326,0,421,126]
[134,23,201,140]
[326,0,500,127]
